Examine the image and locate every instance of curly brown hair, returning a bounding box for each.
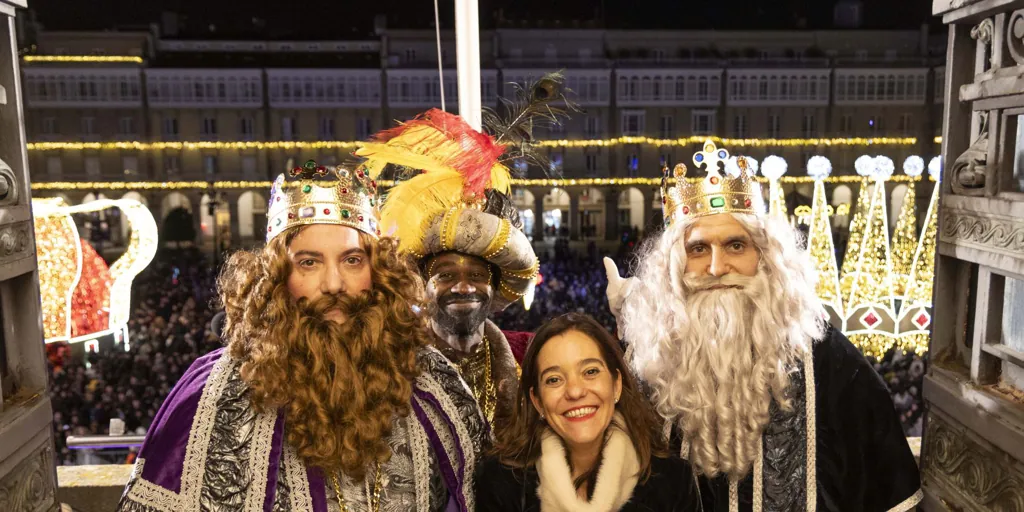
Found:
[491,313,667,487]
[218,226,434,479]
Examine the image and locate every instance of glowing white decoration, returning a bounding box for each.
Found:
[807,156,833,180]
[855,155,875,177]
[903,156,925,177]
[761,155,788,180]
[928,156,942,181]
[874,156,895,181]
[33,198,159,346]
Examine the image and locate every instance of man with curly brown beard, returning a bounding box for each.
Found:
[118,160,486,512]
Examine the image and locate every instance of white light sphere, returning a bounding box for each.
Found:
[903,155,925,176]
[874,156,895,180]
[855,155,874,177]
[807,156,832,180]
[928,156,942,180]
[761,155,787,180]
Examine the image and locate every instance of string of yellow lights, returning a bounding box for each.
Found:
[23,55,144,64]
[26,136,943,152]
[31,175,930,191]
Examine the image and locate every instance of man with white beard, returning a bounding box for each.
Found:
[605,141,922,512]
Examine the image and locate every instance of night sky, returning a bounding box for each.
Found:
[27,0,937,35]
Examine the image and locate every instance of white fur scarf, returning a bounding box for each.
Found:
[535,420,641,512]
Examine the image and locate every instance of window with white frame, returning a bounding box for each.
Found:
[163,116,179,139]
[42,117,57,136]
[81,116,96,135]
[586,152,599,174]
[621,110,645,136]
[319,116,336,139]
[585,115,601,138]
[46,157,62,179]
[868,115,884,133]
[802,113,816,137]
[898,113,913,135]
[204,155,218,177]
[356,118,372,140]
[201,116,218,139]
[659,116,674,139]
[281,117,296,140]
[118,116,136,137]
[242,156,258,179]
[692,110,715,136]
[165,155,180,177]
[84,156,101,178]
[840,114,853,134]
[240,117,255,140]
[122,155,138,178]
[733,114,747,138]
[768,114,781,138]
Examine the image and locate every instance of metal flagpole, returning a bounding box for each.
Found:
[454,0,483,131]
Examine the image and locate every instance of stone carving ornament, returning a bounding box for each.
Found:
[923,415,1024,510]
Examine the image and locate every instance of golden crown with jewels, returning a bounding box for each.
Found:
[266,159,380,243]
[661,140,766,226]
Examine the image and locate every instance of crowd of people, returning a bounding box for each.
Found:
[46,239,926,466]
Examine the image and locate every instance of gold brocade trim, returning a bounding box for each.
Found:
[441,208,460,252]
[803,349,817,510]
[503,259,541,279]
[729,477,739,512]
[753,438,763,512]
[452,336,498,423]
[887,489,923,512]
[482,219,511,260]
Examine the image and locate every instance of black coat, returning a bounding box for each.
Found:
[474,454,701,512]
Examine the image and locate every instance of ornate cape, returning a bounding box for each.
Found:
[117,347,487,512]
[682,328,922,512]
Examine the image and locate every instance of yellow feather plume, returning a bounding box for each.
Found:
[378,168,465,255]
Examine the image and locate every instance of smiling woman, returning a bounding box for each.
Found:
[475,313,699,512]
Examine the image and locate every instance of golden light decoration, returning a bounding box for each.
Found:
[33,198,84,343]
[23,55,144,64]
[806,164,844,328]
[30,175,922,192]
[839,177,874,309]
[844,177,898,359]
[895,178,940,355]
[33,198,159,346]
[890,182,918,299]
[794,203,851,225]
[72,239,112,338]
[26,136,934,154]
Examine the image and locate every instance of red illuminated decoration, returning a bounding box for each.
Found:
[70,239,112,338]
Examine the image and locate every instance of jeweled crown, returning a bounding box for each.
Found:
[661,140,766,226]
[266,159,380,243]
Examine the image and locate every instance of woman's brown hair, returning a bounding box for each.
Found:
[492,312,666,484]
[217,225,433,479]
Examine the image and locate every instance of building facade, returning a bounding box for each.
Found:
[20,22,946,245]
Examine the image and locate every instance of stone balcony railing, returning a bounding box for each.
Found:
[55,437,923,511]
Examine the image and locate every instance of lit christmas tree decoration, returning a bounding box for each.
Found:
[896,161,940,355]
[805,156,844,327]
[839,176,874,309]
[890,156,924,298]
[845,163,898,359]
[761,155,788,218]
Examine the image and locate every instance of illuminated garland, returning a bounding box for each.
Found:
[26,136,938,153]
[31,174,924,191]
[23,55,144,64]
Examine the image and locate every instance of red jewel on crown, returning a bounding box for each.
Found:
[315,165,327,175]
[323,208,331,215]
[710,176,720,185]
[744,198,752,208]
[290,166,303,176]
[682,206,690,215]
[288,213,295,219]
[341,188,349,194]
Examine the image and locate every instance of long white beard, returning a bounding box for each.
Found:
[644,271,797,479]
